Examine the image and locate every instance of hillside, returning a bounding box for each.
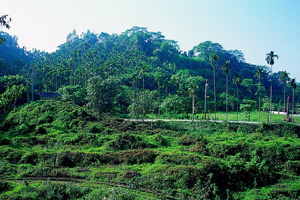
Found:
[1,27,299,117]
[1,100,300,199]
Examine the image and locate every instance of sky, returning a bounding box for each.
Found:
[1,0,300,80]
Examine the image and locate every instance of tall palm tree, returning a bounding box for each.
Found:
[280,71,290,112]
[255,67,264,122]
[233,73,241,121]
[210,53,219,120]
[154,72,163,119]
[139,65,148,119]
[188,83,199,121]
[266,51,279,122]
[222,60,231,121]
[290,78,297,122]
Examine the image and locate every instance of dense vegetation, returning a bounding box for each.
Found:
[1,27,299,119]
[1,18,300,199]
[1,101,300,199]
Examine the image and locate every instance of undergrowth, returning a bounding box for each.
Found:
[1,100,300,199]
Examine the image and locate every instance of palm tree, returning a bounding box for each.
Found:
[188,83,199,121]
[139,65,148,119]
[280,71,290,112]
[266,51,279,122]
[222,60,231,121]
[154,71,163,119]
[290,78,297,122]
[255,67,264,122]
[233,73,241,121]
[210,53,219,120]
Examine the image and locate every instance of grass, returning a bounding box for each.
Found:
[143,110,300,124]
[1,100,300,199]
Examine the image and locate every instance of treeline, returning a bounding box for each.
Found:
[0,26,299,118]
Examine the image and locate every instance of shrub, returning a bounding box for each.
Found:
[0,181,14,193]
[106,133,155,151]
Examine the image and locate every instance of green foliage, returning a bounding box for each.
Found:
[0,59,300,200]
[58,85,86,106]
[0,75,27,112]
[0,84,27,112]
[240,99,256,121]
[0,100,96,134]
[86,76,121,115]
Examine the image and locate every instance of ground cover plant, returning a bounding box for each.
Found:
[1,100,300,199]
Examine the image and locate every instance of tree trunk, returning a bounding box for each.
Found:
[192,93,195,121]
[31,78,34,102]
[226,74,228,121]
[269,65,273,122]
[236,85,239,122]
[142,73,145,120]
[292,88,295,122]
[158,83,161,118]
[258,76,261,122]
[283,84,286,112]
[213,66,216,120]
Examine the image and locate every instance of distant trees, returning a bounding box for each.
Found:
[187,76,204,120]
[280,71,290,112]
[255,67,264,122]
[222,60,231,120]
[139,65,148,119]
[0,25,298,122]
[233,73,242,121]
[86,76,120,115]
[266,51,279,121]
[0,75,26,112]
[0,16,27,112]
[210,53,219,119]
[58,85,86,106]
[290,78,297,121]
[0,15,11,44]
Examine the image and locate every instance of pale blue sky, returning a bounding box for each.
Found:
[1,0,300,80]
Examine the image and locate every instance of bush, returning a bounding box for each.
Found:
[0,181,14,193]
[106,133,155,151]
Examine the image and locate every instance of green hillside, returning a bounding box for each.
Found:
[1,27,299,118]
[1,100,300,199]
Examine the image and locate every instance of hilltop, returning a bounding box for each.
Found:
[1,27,298,117]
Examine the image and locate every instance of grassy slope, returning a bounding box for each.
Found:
[1,100,300,199]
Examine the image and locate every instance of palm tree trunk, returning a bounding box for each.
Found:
[236,85,239,122]
[292,88,295,122]
[259,76,261,122]
[192,93,195,121]
[143,73,145,120]
[213,66,216,120]
[283,84,286,112]
[269,65,273,122]
[226,75,228,121]
[158,83,161,119]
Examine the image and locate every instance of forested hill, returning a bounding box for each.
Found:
[0,31,47,77]
[1,27,298,115]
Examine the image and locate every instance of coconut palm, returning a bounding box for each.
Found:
[266,51,279,122]
[255,67,264,122]
[280,71,290,112]
[210,53,219,120]
[290,78,297,122]
[221,60,231,120]
[233,73,241,121]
